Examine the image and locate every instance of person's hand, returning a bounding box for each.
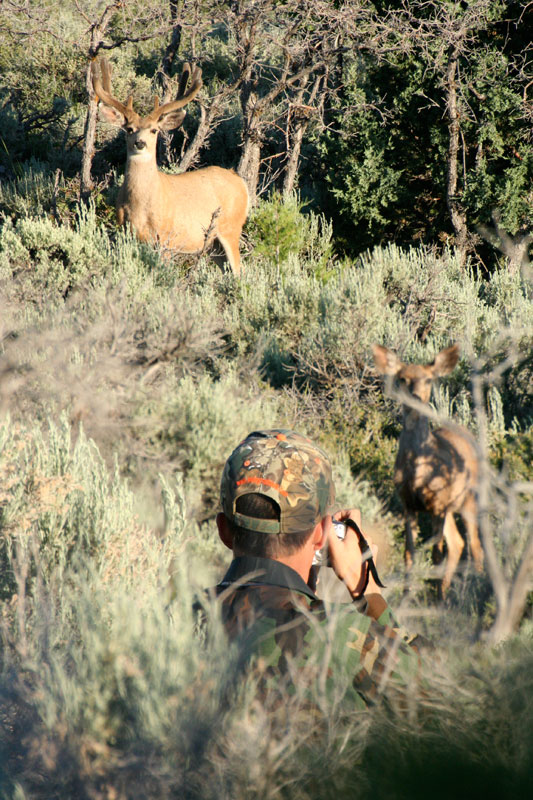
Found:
[326,509,383,600]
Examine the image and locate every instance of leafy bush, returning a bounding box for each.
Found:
[491,426,533,482]
[247,193,334,275]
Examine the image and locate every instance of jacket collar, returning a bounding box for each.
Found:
[218,555,318,602]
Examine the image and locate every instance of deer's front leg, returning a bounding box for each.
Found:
[441,512,464,594]
[462,494,484,573]
[404,511,419,572]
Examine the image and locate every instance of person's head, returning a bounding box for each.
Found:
[217,429,335,560]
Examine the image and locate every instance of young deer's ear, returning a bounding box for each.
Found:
[158,109,187,131]
[98,103,126,128]
[373,344,402,376]
[431,343,460,377]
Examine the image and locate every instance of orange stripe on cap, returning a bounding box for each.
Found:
[236,476,289,496]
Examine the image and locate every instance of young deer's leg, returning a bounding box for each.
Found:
[461,494,483,573]
[441,512,464,593]
[430,515,445,569]
[401,511,419,595]
[430,516,446,601]
[404,511,419,572]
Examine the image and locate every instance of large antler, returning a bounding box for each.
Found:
[91,58,136,121]
[147,63,203,122]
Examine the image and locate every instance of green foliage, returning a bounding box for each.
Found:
[0,211,111,301]
[330,128,403,231]
[0,507,238,797]
[248,193,307,263]
[320,2,533,259]
[0,163,58,217]
[247,193,334,275]
[327,396,400,509]
[491,426,533,482]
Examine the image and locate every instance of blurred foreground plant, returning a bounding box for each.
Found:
[0,419,533,798]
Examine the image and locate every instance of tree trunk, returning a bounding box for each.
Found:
[156,1,184,166]
[79,2,121,201]
[80,68,98,200]
[238,84,262,204]
[282,120,305,196]
[282,73,322,196]
[179,103,218,171]
[160,0,184,85]
[445,52,469,264]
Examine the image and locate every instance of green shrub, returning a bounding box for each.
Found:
[491,426,533,482]
[248,193,333,274]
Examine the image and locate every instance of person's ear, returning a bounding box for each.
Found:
[312,517,329,550]
[216,512,234,551]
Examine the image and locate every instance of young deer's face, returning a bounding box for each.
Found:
[394,364,434,405]
[373,343,460,413]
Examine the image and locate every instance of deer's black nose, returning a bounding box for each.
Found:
[134,140,146,150]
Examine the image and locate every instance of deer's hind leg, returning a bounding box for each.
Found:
[401,510,420,595]
[440,512,464,593]
[461,493,483,573]
[217,231,242,276]
[404,510,419,573]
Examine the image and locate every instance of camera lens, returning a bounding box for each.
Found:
[331,520,346,540]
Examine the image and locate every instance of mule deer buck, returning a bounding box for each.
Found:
[91,59,249,274]
[373,343,484,593]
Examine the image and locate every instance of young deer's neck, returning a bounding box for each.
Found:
[401,405,431,445]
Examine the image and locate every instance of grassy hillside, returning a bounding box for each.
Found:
[1,168,533,796]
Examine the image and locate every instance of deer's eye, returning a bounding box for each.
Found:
[150,128,157,134]
[126,127,134,134]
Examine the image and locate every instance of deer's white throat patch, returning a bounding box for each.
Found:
[128,149,153,163]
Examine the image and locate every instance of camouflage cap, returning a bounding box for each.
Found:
[220,429,335,535]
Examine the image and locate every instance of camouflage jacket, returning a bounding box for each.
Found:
[213,556,420,708]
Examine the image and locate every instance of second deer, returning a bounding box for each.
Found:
[373,343,484,593]
[91,59,249,275]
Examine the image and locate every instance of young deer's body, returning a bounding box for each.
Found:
[92,60,249,274]
[373,343,484,592]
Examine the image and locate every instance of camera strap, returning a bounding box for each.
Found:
[344,518,386,599]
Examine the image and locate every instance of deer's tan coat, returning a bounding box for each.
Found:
[92,59,249,274]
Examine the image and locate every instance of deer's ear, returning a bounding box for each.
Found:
[373,344,402,376]
[158,109,186,131]
[431,344,460,377]
[98,103,125,128]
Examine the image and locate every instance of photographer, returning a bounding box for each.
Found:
[213,429,419,706]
